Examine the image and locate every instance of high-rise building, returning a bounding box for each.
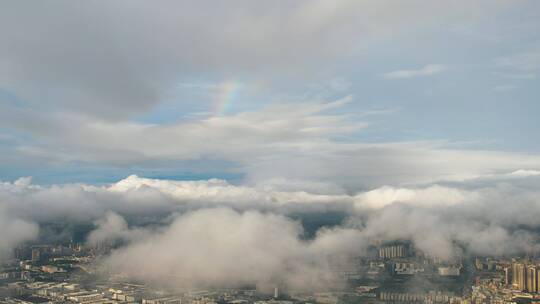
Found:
[527,265,537,293]
[512,263,519,286]
[512,262,526,291]
[505,267,512,286]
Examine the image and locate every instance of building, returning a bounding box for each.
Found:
[379,244,408,259]
[504,267,512,286]
[392,262,424,275]
[142,297,182,304]
[41,266,60,274]
[438,266,461,277]
[512,262,526,291]
[527,265,537,293]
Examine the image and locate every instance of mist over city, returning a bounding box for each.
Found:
[1,1,540,304]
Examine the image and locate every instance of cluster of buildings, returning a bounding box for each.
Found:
[373,243,462,278]
[7,241,540,304]
[378,291,463,304]
[1,280,307,304]
[1,243,321,304]
[506,261,540,293]
[378,244,410,260]
[465,257,540,304]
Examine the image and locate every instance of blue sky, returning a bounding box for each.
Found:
[0,0,539,188]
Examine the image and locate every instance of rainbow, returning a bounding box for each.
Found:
[212,80,242,116]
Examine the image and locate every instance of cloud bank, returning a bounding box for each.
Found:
[101,208,364,291]
[0,170,540,289]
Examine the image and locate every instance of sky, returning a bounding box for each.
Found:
[1,1,540,290]
[0,0,539,187]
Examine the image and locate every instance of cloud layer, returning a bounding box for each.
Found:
[3,96,540,192]
[0,0,513,117]
[101,208,363,291]
[1,0,536,185]
[1,170,540,289]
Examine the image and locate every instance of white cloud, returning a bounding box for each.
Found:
[382,64,448,79]
[102,208,364,291]
[0,206,39,260]
[353,185,478,209]
[86,211,151,247]
[1,169,540,264]
[0,1,533,191]
[496,49,540,72]
[108,175,353,210]
[88,170,540,287]
[0,97,363,165]
[2,98,540,190]
[509,169,540,177]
